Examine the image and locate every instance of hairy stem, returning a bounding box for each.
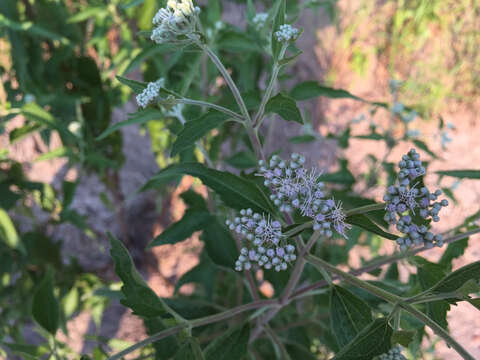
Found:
[177,98,244,122]
[253,43,288,128]
[197,41,251,123]
[305,255,475,360]
[109,300,279,360]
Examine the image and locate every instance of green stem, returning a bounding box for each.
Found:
[345,203,385,216]
[305,255,475,360]
[253,43,288,128]
[407,293,461,305]
[108,300,279,360]
[197,41,251,123]
[177,98,244,122]
[399,303,475,360]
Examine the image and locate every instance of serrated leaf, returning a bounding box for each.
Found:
[108,233,168,318]
[330,285,373,347]
[116,75,147,93]
[201,218,238,268]
[204,323,250,360]
[346,214,398,240]
[265,93,303,124]
[431,261,480,294]
[172,111,229,156]
[32,267,59,334]
[141,163,275,214]
[436,170,480,179]
[174,338,205,360]
[147,210,212,248]
[333,318,393,360]
[97,109,164,140]
[290,81,386,108]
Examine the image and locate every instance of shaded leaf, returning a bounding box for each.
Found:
[346,214,397,240]
[116,75,147,93]
[201,218,238,268]
[108,233,168,317]
[141,163,275,214]
[431,261,480,294]
[333,318,393,360]
[97,109,164,140]
[174,338,204,360]
[265,93,303,124]
[204,323,250,360]
[0,208,25,254]
[32,267,59,334]
[330,285,373,347]
[391,330,415,347]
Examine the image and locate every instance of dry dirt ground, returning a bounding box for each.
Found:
[4,1,479,359]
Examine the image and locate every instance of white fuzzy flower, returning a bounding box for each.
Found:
[274,24,299,42]
[150,0,200,44]
[136,79,165,108]
[252,13,268,30]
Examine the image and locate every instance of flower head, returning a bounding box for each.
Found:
[274,24,300,42]
[150,0,200,44]
[384,148,448,250]
[376,346,406,360]
[226,209,296,272]
[136,79,165,108]
[257,153,350,239]
[252,13,268,30]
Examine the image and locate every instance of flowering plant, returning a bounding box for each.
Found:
[1,1,480,359]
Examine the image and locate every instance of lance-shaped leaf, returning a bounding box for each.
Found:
[141,163,275,214]
[333,318,393,360]
[147,210,213,249]
[346,214,398,240]
[171,111,230,156]
[109,233,168,318]
[97,109,164,140]
[330,285,373,347]
[116,75,147,92]
[32,267,60,334]
[204,323,250,360]
[431,261,480,294]
[436,170,480,179]
[265,93,303,124]
[271,0,286,59]
[0,209,25,254]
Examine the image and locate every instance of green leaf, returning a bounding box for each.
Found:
[436,170,480,179]
[412,140,438,159]
[440,237,469,267]
[180,189,207,210]
[431,261,480,294]
[147,210,212,248]
[97,109,164,140]
[174,338,205,360]
[265,93,303,124]
[108,233,168,317]
[291,81,386,108]
[204,323,250,360]
[330,285,373,347]
[225,151,257,169]
[141,163,275,214]
[21,103,71,138]
[172,111,229,156]
[218,31,259,53]
[62,181,77,209]
[175,257,217,296]
[333,318,393,360]
[144,317,179,358]
[0,208,25,254]
[116,75,147,93]
[67,7,107,23]
[201,218,238,268]
[32,267,59,334]
[391,330,415,347]
[345,214,398,240]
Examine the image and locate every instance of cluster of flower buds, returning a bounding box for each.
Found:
[384,149,448,250]
[252,13,268,30]
[274,24,300,42]
[257,154,350,238]
[150,0,200,44]
[136,78,165,108]
[376,346,406,360]
[226,209,296,272]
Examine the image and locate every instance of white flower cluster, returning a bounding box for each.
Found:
[376,346,406,360]
[383,148,448,250]
[226,209,296,272]
[274,24,299,42]
[136,79,164,108]
[150,0,200,44]
[257,154,350,238]
[252,13,268,30]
